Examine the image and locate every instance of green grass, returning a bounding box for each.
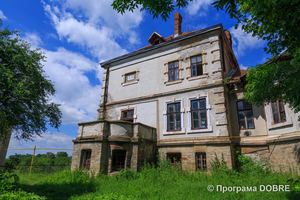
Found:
[2,154,300,199]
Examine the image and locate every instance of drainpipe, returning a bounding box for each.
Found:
[103,64,110,119]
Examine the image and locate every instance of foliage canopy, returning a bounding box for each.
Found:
[0,21,62,142]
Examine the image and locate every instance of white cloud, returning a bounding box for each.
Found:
[0,10,7,20]
[23,32,43,47]
[61,0,143,32]
[7,132,74,158]
[186,0,214,16]
[239,64,248,70]
[42,0,143,59]
[229,25,266,58]
[23,33,103,125]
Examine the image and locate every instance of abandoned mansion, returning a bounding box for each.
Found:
[71,12,300,174]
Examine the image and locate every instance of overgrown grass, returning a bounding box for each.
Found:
[2,154,300,199]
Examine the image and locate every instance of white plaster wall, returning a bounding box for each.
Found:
[106,100,157,128]
[106,33,221,103]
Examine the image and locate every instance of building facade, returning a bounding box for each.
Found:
[71,12,300,174]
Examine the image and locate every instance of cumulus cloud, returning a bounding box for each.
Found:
[23,33,103,125]
[7,132,74,157]
[185,0,214,16]
[229,25,266,58]
[42,0,143,59]
[0,10,7,20]
[61,0,143,32]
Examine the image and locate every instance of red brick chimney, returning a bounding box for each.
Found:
[174,12,182,36]
[224,29,232,49]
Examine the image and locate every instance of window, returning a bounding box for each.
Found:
[191,99,207,129]
[168,61,179,82]
[167,153,181,167]
[271,100,286,124]
[191,55,203,77]
[196,153,206,171]
[121,110,134,122]
[112,150,126,172]
[81,150,91,170]
[237,101,254,129]
[121,69,139,86]
[125,72,136,83]
[167,103,181,131]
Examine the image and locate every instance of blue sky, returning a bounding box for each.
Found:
[1,0,269,157]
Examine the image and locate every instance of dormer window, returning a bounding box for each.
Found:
[148,31,166,46]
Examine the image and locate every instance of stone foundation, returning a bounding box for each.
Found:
[239,140,300,173]
[158,144,233,171]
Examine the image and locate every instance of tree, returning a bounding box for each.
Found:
[0,20,62,142]
[112,0,300,113]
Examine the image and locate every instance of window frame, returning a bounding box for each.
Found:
[80,149,92,170]
[185,51,208,81]
[271,100,286,124]
[195,153,207,171]
[121,69,139,86]
[167,102,181,131]
[119,106,137,123]
[121,109,134,122]
[186,95,212,134]
[167,153,181,168]
[191,99,207,130]
[163,57,184,85]
[163,98,185,135]
[236,100,255,130]
[190,55,203,77]
[168,61,179,82]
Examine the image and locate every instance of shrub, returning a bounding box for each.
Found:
[116,169,137,179]
[235,152,269,175]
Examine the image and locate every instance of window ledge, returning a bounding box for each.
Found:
[164,79,183,85]
[163,128,186,135]
[268,117,293,130]
[187,74,208,81]
[187,126,212,134]
[122,80,138,86]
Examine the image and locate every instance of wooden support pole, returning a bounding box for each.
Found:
[29,145,36,175]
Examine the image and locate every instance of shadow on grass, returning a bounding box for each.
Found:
[17,181,97,200]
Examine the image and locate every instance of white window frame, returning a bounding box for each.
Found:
[163,98,185,135]
[119,106,137,123]
[266,102,292,130]
[186,94,212,133]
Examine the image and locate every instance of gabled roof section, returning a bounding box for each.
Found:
[147,31,166,45]
[226,69,249,84]
[100,24,223,67]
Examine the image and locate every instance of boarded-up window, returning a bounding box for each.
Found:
[81,150,91,170]
[271,100,286,124]
[125,72,136,83]
[196,153,207,171]
[237,100,254,129]
[112,150,126,172]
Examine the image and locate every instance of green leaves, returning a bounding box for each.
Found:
[0,20,62,141]
[112,0,191,21]
[245,48,300,113]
